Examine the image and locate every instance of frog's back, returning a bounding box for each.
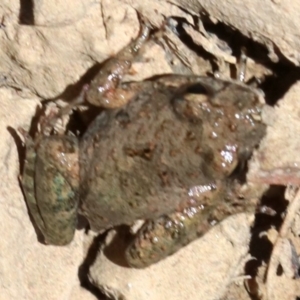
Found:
[78,82,210,231]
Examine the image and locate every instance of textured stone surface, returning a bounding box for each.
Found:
[249,81,300,185]
[90,214,254,300]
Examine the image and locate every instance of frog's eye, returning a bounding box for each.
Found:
[107,73,119,82]
[184,83,208,95]
[174,83,211,105]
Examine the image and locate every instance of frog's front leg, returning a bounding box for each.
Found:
[85,18,152,108]
[21,132,79,245]
[46,17,153,131]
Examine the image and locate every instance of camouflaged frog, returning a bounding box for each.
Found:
[20,19,266,268]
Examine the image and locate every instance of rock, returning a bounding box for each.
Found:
[248,81,300,185]
[175,0,300,65]
[89,214,254,300]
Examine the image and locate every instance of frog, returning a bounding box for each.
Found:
[20,17,266,268]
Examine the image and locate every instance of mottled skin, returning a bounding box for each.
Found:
[80,76,266,267]
[21,132,79,245]
[21,20,266,268]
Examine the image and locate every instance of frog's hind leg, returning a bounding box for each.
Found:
[19,128,47,237]
[86,16,153,108]
[19,128,80,246]
[35,136,80,246]
[125,195,254,268]
[125,206,211,268]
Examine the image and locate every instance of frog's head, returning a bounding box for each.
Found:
[172,79,266,176]
[205,82,266,176]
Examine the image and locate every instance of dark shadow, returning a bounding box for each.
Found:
[258,66,300,105]
[7,126,26,176]
[19,0,34,25]
[42,62,103,104]
[8,105,46,175]
[199,15,271,64]
[76,214,89,230]
[41,61,106,130]
[244,185,289,299]
[78,231,111,300]
[166,15,300,106]
[199,16,300,106]
[250,186,287,261]
[66,108,104,137]
[102,225,133,268]
[0,16,5,29]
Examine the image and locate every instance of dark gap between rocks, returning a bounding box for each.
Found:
[244,185,289,299]
[170,14,300,106]
[78,232,111,300]
[19,0,34,25]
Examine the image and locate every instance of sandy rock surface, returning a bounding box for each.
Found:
[249,81,300,185]
[177,0,300,65]
[1,0,300,300]
[90,214,254,300]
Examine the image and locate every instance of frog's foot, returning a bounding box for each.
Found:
[39,84,89,135]
[125,193,255,268]
[85,15,153,108]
